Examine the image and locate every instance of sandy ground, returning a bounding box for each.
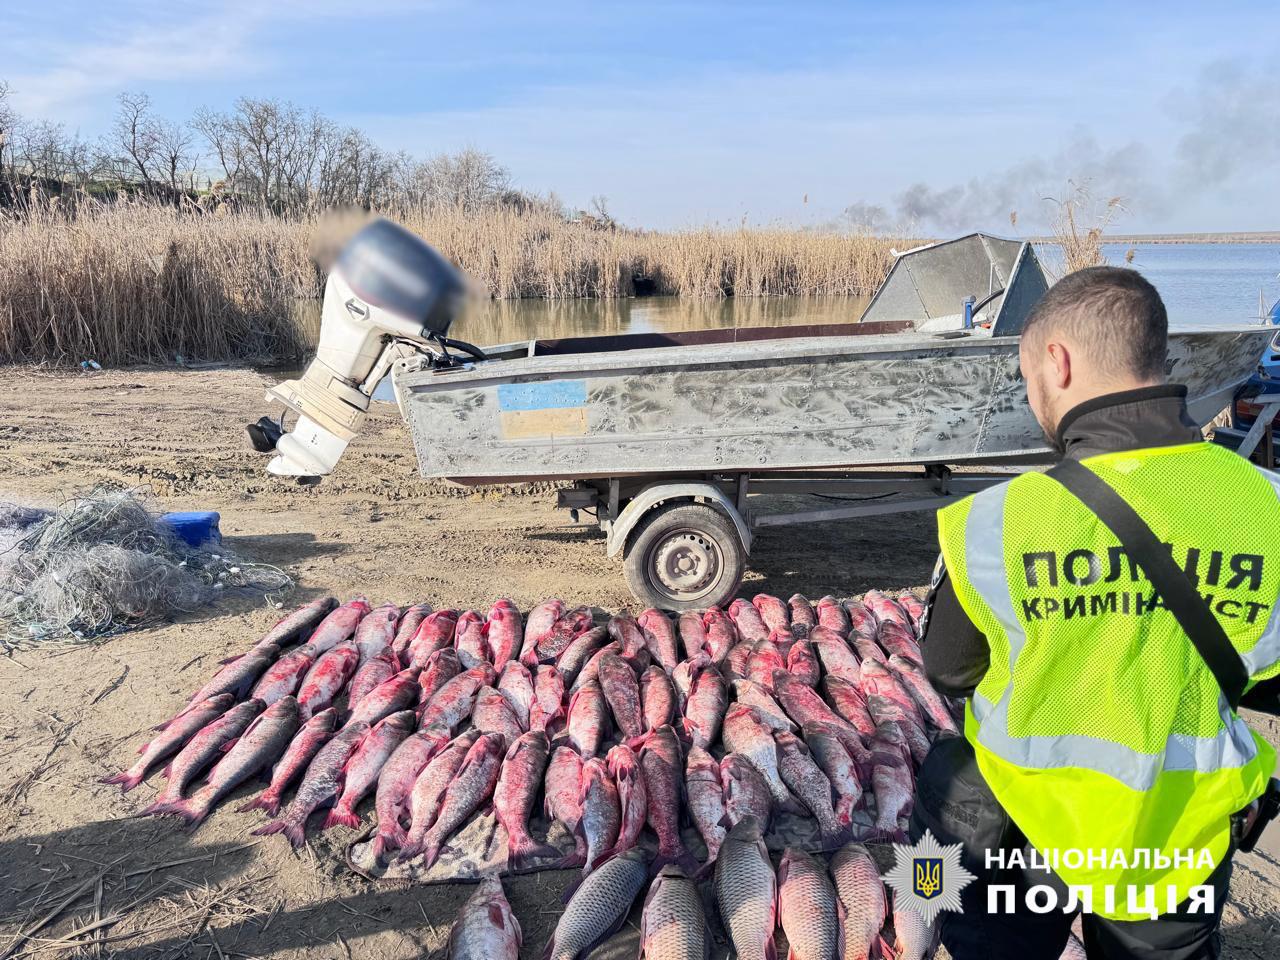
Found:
[0,366,1277,959]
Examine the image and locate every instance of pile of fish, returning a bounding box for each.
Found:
[103,590,957,942]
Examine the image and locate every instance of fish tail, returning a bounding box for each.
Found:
[870,826,908,844]
[508,837,563,872]
[99,769,144,792]
[692,857,716,882]
[237,791,281,816]
[649,846,700,879]
[550,850,587,871]
[321,806,361,831]
[250,817,290,837]
[624,733,651,752]
[875,935,895,960]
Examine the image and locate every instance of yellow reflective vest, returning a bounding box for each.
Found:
[938,442,1280,920]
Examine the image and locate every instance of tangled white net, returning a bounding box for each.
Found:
[0,488,292,650]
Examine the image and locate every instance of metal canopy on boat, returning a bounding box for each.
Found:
[859,233,1049,336]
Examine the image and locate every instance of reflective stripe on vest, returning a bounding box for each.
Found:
[964,481,1262,792]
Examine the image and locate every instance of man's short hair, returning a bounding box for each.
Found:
[1022,266,1168,382]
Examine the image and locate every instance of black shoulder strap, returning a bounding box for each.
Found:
[1046,459,1249,709]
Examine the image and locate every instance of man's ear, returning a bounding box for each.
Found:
[1045,341,1071,390]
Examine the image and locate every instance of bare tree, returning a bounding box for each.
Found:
[0,80,16,185]
[153,119,197,194]
[113,92,159,184]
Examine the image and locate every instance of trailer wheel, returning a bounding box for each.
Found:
[622,502,745,610]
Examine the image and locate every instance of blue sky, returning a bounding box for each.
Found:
[3,1,1278,231]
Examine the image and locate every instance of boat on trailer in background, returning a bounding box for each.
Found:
[261,225,1276,608]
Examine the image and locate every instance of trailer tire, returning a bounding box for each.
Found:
[622,502,745,610]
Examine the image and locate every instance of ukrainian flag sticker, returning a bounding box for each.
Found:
[497,380,589,440]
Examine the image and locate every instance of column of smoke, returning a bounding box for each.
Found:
[842,61,1279,234]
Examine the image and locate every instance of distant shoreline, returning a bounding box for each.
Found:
[1033,232,1280,245]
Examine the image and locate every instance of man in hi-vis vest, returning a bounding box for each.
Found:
[913,266,1280,960]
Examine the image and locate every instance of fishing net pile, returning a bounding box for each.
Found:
[0,487,292,649]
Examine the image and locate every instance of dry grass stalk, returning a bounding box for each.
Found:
[1047,181,1126,275]
[0,199,910,365]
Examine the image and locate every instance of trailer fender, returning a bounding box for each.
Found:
[606,483,751,558]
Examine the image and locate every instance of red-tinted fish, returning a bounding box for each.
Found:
[455,610,489,669]
[250,643,318,706]
[811,630,863,684]
[545,743,586,859]
[747,641,786,691]
[801,722,863,826]
[498,660,534,731]
[102,694,236,792]
[570,639,620,693]
[141,699,264,815]
[731,679,796,734]
[176,645,278,721]
[252,719,369,848]
[230,596,335,660]
[728,599,769,644]
[494,730,559,869]
[416,647,463,706]
[869,725,913,841]
[355,602,400,668]
[788,595,817,635]
[753,594,790,632]
[532,607,595,666]
[394,732,476,860]
[852,634,888,666]
[821,676,878,739]
[449,876,523,960]
[391,602,433,664]
[567,680,610,757]
[557,626,609,686]
[701,608,736,663]
[520,598,565,664]
[897,593,925,635]
[876,620,922,664]
[862,590,911,631]
[886,654,957,734]
[816,596,850,637]
[683,663,726,749]
[306,597,371,653]
[722,704,797,812]
[324,709,416,829]
[677,611,708,662]
[637,609,679,672]
[775,730,844,847]
[407,609,460,669]
[348,649,400,712]
[773,673,873,770]
[296,640,360,721]
[671,654,705,713]
[239,708,338,816]
[472,685,523,743]
[686,745,726,864]
[605,744,647,858]
[639,665,675,735]
[786,638,821,688]
[372,725,455,859]
[486,598,523,666]
[531,665,567,733]
[579,757,621,873]
[640,725,697,873]
[419,662,493,731]
[859,659,925,726]
[720,753,773,830]
[842,600,878,640]
[598,654,644,741]
[419,732,506,867]
[348,668,420,727]
[160,696,300,828]
[723,642,753,681]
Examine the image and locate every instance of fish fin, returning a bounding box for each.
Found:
[138,798,177,818]
[321,807,361,830]
[552,852,587,879]
[282,819,309,849]
[99,770,144,792]
[875,935,895,960]
[237,793,280,816]
[219,737,240,753]
[624,733,651,752]
[692,857,716,881]
[134,741,150,756]
[765,936,779,960]
[217,653,245,666]
[508,839,563,873]
[161,761,173,780]
[250,818,289,837]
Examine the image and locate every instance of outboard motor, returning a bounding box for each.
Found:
[260,218,467,479]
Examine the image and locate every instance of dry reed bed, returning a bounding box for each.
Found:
[0,202,907,365]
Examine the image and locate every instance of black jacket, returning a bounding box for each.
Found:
[920,383,1280,714]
